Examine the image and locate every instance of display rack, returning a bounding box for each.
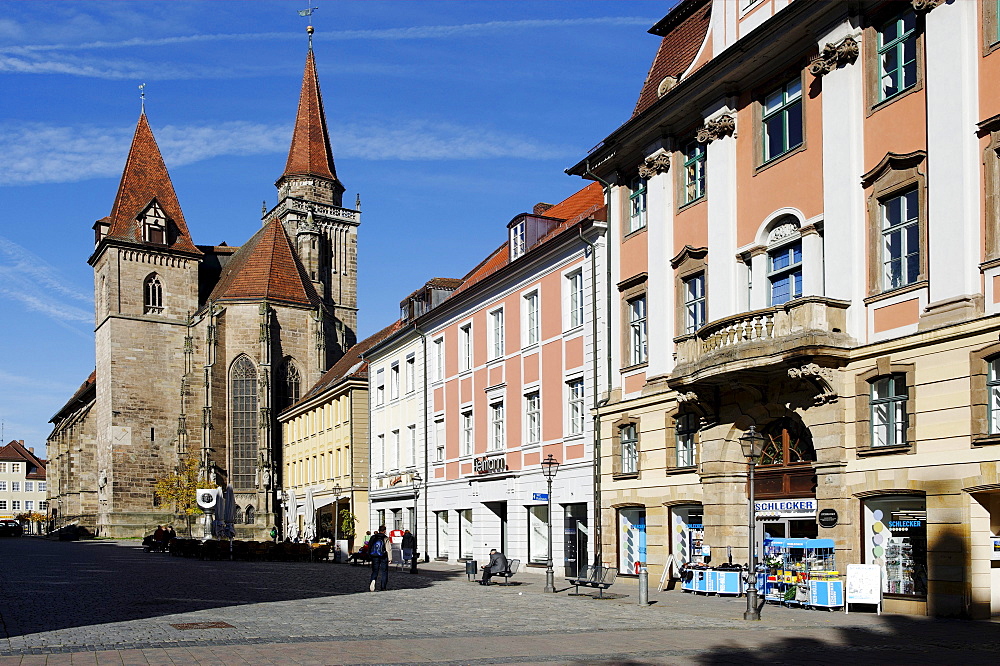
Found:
[762,537,843,610]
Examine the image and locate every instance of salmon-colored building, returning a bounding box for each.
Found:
[567,0,1000,617]
[366,186,607,575]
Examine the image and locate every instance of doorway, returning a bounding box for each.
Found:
[485,501,508,555]
[618,507,646,575]
[563,503,588,577]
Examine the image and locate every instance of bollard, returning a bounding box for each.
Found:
[638,565,649,606]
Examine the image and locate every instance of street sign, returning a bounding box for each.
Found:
[532,493,549,501]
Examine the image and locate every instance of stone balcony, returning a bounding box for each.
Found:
[670,296,855,389]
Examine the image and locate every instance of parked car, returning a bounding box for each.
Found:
[0,520,23,537]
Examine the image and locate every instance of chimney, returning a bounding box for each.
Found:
[29,447,34,454]
[533,203,554,215]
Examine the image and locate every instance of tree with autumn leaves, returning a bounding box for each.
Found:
[153,456,201,537]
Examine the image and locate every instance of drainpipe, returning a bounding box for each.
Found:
[576,161,614,567]
[417,325,430,563]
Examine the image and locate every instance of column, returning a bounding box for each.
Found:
[643,147,675,378]
[800,225,824,297]
[705,103,739,321]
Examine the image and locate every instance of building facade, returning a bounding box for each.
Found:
[0,440,47,531]
[566,0,1000,617]
[47,37,357,538]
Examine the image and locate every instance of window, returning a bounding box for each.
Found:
[878,10,917,102]
[620,424,638,474]
[0,501,6,510]
[435,418,445,462]
[25,501,33,511]
[391,430,400,470]
[459,508,474,559]
[281,360,301,410]
[524,291,540,347]
[392,508,403,531]
[11,482,19,492]
[863,496,927,597]
[461,410,473,457]
[0,481,6,491]
[376,434,385,472]
[489,400,505,451]
[24,482,33,492]
[628,296,647,365]
[676,413,698,467]
[10,463,18,473]
[683,273,706,333]
[231,357,259,490]
[762,78,803,163]
[459,324,472,371]
[408,424,417,467]
[377,509,386,528]
[38,481,46,492]
[39,501,48,512]
[683,141,706,204]
[871,374,908,448]
[405,355,415,394]
[525,391,541,445]
[567,270,584,329]
[527,505,549,564]
[140,201,167,244]
[567,378,585,436]
[768,241,803,305]
[0,463,5,473]
[489,309,504,360]
[375,368,385,406]
[990,359,1000,435]
[144,274,163,314]
[245,506,254,524]
[510,220,526,259]
[628,176,647,233]
[12,500,20,511]
[390,362,400,400]
[881,189,919,290]
[433,338,444,380]
[435,511,449,557]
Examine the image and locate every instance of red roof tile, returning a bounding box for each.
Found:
[50,370,96,423]
[207,219,320,307]
[283,49,342,186]
[0,440,46,479]
[633,0,712,118]
[104,114,201,255]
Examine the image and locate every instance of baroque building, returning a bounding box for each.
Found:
[47,38,358,538]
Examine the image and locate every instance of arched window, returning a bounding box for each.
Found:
[759,417,815,467]
[234,504,243,524]
[144,274,163,314]
[245,505,255,525]
[230,356,258,490]
[281,359,301,409]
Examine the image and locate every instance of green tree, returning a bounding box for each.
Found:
[339,509,358,539]
[153,456,201,537]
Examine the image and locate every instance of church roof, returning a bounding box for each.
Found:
[282,49,342,187]
[206,219,320,307]
[50,370,96,423]
[104,114,201,255]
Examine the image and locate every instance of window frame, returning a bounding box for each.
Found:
[675,412,698,468]
[767,239,803,306]
[229,355,259,490]
[628,295,648,366]
[489,400,505,452]
[566,269,585,331]
[375,368,385,406]
[864,7,924,115]
[433,337,445,381]
[566,377,585,437]
[760,77,804,164]
[510,220,526,260]
[876,9,918,103]
[144,273,163,315]
[870,374,908,448]
[389,362,400,400]
[620,423,639,475]
[682,140,707,205]
[879,189,920,292]
[461,409,473,457]
[523,289,540,348]
[682,272,706,334]
[405,354,416,395]
[524,390,541,446]
[488,307,505,361]
[855,360,915,455]
[627,176,648,234]
[459,323,473,372]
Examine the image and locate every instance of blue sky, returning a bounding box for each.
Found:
[0,0,673,452]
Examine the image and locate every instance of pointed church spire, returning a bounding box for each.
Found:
[104,113,200,255]
[282,47,342,189]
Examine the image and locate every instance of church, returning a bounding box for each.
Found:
[46,35,357,538]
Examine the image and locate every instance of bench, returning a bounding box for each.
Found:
[493,558,520,586]
[566,565,618,598]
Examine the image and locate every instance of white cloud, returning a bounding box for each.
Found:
[0,119,572,187]
[0,236,93,332]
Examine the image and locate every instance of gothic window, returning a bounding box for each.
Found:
[280,359,301,410]
[139,201,168,245]
[144,274,163,314]
[230,355,258,490]
[245,505,255,524]
[234,504,243,524]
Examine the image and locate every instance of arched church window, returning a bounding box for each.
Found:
[281,359,301,409]
[234,504,243,524]
[245,505,255,525]
[144,274,163,314]
[230,356,258,490]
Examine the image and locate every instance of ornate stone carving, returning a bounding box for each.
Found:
[809,36,859,77]
[910,0,942,12]
[677,391,699,404]
[657,75,678,98]
[767,221,800,244]
[788,363,838,405]
[637,152,671,179]
[696,114,735,144]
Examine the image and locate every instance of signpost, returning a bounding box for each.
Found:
[532,493,549,501]
[845,563,882,614]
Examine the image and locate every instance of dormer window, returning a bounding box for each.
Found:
[139,201,168,245]
[510,220,526,259]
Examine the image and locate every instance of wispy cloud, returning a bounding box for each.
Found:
[0,119,572,187]
[0,236,92,332]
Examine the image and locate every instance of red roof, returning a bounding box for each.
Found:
[283,49,342,186]
[206,219,320,307]
[104,114,201,255]
[450,183,606,297]
[50,370,96,423]
[633,0,713,118]
[0,440,46,479]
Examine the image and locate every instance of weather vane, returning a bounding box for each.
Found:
[139,82,146,113]
[298,0,317,47]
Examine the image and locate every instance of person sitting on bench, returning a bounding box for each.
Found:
[479,548,508,585]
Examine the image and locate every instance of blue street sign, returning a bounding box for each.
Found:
[532,493,549,501]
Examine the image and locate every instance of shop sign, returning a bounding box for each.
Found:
[991,537,1000,562]
[887,519,923,534]
[818,508,838,528]
[754,498,817,517]
[474,455,507,475]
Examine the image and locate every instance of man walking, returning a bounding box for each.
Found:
[368,525,390,591]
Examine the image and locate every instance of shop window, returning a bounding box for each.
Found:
[877,10,917,102]
[527,504,549,564]
[862,496,927,597]
[871,374,908,448]
[675,413,698,468]
[761,77,803,163]
[435,511,449,558]
[670,505,704,566]
[617,507,647,574]
[459,509,473,559]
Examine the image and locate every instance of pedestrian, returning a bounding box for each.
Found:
[368,525,390,592]
[363,530,371,546]
[269,525,278,542]
[480,548,508,586]
[401,529,416,564]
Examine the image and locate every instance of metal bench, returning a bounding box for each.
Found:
[494,558,520,586]
[567,565,618,598]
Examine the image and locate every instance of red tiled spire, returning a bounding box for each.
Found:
[283,49,340,183]
[105,114,200,254]
[207,218,320,307]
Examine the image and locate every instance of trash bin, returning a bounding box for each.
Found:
[465,560,478,581]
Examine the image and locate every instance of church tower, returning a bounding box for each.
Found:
[267,34,359,364]
[88,114,203,536]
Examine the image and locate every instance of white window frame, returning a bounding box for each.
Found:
[620,423,638,474]
[628,296,648,366]
[433,337,444,381]
[684,273,706,334]
[881,189,920,291]
[0,501,6,510]
[488,307,505,361]
[523,289,540,348]
[510,220,526,259]
[11,500,20,511]
[0,463,6,473]
[391,430,400,471]
[25,500,33,511]
[375,368,385,406]
[566,269,584,330]
[24,482,33,492]
[435,417,445,463]
[38,481,46,492]
[461,409,474,457]
[990,359,1000,435]
[408,424,417,468]
[567,377,585,437]
[405,355,416,394]
[376,433,385,473]
[459,323,473,372]
[390,362,400,400]
[524,390,541,446]
[0,481,6,491]
[628,176,647,233]
[675,413,698,468]
[11,481,19,492]
[489,400,505,451]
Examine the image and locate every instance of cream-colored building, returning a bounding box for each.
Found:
[566,0,1000,618]
[1,440,47,530]
[280,321,403,547]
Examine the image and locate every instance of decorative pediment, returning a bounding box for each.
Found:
[788,363,838,405]
[696,114,735,144]
[809,36,859,77]
[670,245,708,269]
[637,152,671,179]
[911,0,943,12]
[860,151,926,189]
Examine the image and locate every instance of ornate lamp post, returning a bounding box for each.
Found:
[411,471,422,574]
[739,425,765,621]
[541,454,560,593]
[331,482,341,560]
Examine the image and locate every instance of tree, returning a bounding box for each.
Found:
[153,456,201,537]
[339,509,358,548]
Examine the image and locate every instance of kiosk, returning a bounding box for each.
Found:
[762,537,843,609]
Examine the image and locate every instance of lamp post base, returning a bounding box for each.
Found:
[544,568,555,593]
[744,588,761,621]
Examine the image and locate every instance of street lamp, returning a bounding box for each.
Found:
[411,471,422,574]
[331,482,342,561]
[739,425,765,621]
[541,454,560,593]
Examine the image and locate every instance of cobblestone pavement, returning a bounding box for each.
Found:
[1,537,999,664]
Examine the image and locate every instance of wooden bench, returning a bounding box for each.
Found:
[493,558,520,586]
[567,565,618,598]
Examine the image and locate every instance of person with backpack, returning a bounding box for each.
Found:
[368,525,390,591]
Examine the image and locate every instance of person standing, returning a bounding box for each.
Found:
[401,529,416,564]
[368,525,390,591]
[480,548,508,585]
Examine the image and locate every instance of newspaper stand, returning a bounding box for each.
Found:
[762,537,843,610]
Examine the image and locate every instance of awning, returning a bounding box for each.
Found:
[295,495,341,511]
